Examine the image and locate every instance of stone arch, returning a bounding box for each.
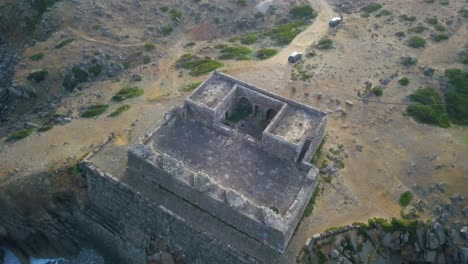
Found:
[238,97,253,116]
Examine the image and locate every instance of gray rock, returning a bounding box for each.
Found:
[459,247,468,264]
[330,249,340,259]
[433,223,446,245]
[426,232,440,250]
[25,122,39,128]
[461,227,468,240]
[423,66,435,77]
[424,250,437,263]
[130,73,143,82]
[463,207,468,218]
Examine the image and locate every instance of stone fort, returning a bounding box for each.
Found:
[81,72,327,263]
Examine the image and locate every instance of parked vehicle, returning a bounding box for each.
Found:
[329,17,342,27]
[288,51,302,63]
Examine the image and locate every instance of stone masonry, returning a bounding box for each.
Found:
[81,72,327,263]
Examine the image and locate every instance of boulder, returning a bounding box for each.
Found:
[25,122,39,129]
[426,232,439,250]
[463,207,468,218]
[329,249,340,259]
[461,227,468,240]
[433,223,446,245]
[424,250,437,263]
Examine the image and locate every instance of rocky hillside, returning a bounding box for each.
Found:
[303,217,468,264]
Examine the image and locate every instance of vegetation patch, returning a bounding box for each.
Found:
[408,25,428,33]
[367,217,419,243]
[55,38,75,49]
[169,9,182,21]
[289,5,317,19]
[109,104,131,117]
[38,124,53,132]
[27,69,48,82]
[159,6,169,12]
[144,43,156,51]
[401,56,418,66]
[399,191,413,207]
[5,128,34,142]
[240,33,258,45]
[372,87,383,96]
[444,69,468,125]
[398,77,410,86]
[434,24,446,32]
[362,3,383,14]
[407,36,426,48]
[161,25,173,35]
[303,183,321,217]
[180,82,202,92]
[433,33,449,42]
[176,54,223,76]
[399,14,417,22]
[80,104,109,118]
[425,17,438,25]
[267,21,307,45]
[29,52,45,61]
[256,48,278,60]
[406,87,450,128]
[316,38,334,50]
[219,46,252,60]
[62,66,90,90]
[112,86,144,101]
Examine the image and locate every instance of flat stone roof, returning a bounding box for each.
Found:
[150,118,307,214]
[188,75,235,108]
[270,107,320,144]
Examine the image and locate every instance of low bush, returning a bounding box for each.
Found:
[408,25,428,33]
[144,43,156,51]
[434,24,446,31]
[399,14,417,22]
[372,87,383,96]
[219,46,252,60]
[143,55,151,64]
[256,48,278,60]
[267,21,307,45]
[5,128,34,142]
[399,191,413,207]
[399,77,410,86]
[406,87,450,127]
[401,56,418,66]
[176,54,223,76]
[425,17,438,25]
[362,3,382,13]
[240,33,258,45]
[303,183,320,217]
[81,104,109,118]
[289,5,317,19]
[169,9,182,21]
[180,82,202,92]
[38,124,53,132]
[112,86,144,101]
[55,38,74,49]
[316,38,334,50]
[109,104,131,117]
[161,25,173,35]
[159,6,169,12]
[433,33,449,42]
[444,68,468,124]
[29,52,45,61]
[407,36,426,48]
[395,31,406,38]
[27,69,48,82]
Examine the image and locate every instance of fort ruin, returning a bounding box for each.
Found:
[81,72,327,263]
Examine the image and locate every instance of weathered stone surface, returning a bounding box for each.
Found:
[426,232,440,250]
[463,207,468,218]
[225,189,247,208]
[424,250,437,263]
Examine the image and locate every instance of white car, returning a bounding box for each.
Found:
[288,51,302,63]
[329,17,342,27]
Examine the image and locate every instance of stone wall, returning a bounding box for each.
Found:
[81,163,261,264]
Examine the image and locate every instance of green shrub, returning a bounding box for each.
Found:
[176,54,223,76]
[180,82,202,92]
[425,17,438,25]
[399,191,413,207]
[401,56,418,66]
[399,14,417,21]
[219,46,252,60]
[144,43,156,51]
[362,3,382,13]
[433,33,449,42]
[376,9,392,17]
[122,61,131,69]
[55,38,75,49]
[169,9,182,21]
[395,31,406,37]
[407,36,426,48]
[109,104,131,117]
[236,0,247,6]
[29,52,45,61]
[398,77,410,86]
[303,183,320,217]
[256,48,278,60]
[143,55,151,64]
[112,86,144,101]
[88,64,102,77]
[81,104,109,118]
[316,38,334,50]
[434,24,446,31]
[5,128,34,142]
[408,25,428,33]
[27,69,48,82]
[460,9,468,18]
[38,124,53,132]
[267,21,307,45]
[372,87,383,96]
[159,6,169,12]
[240,33,258,45]
[444,68,468,124]
[406,87,450,127]
[161,25,173,35]
[289,5,317,19]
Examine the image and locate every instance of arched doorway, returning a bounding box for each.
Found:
[238,97,253,116]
